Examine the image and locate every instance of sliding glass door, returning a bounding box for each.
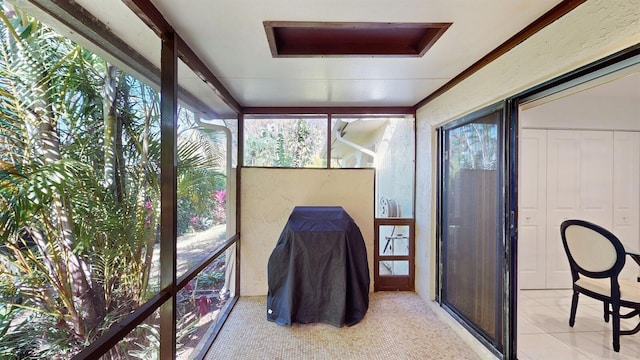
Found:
[438,103,507,355]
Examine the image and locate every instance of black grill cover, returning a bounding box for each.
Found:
[267,206,370,327]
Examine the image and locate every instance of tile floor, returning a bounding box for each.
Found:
[518,289,640,359]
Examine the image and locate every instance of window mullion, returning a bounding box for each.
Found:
[160,30,178,360]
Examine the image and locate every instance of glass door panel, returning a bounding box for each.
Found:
[379,224,410,256]
[440,105,505,353]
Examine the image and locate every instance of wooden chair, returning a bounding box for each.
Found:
[560,219,640,352]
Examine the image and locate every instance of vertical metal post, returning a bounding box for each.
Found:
[235,113,244,295]
[160,30,177,360]
[504,98,518,360]
[435,127,443,304]
[327,114,332,168]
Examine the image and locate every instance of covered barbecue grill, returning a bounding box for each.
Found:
[266,206,369,327]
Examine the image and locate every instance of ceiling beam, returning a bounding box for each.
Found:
[175,36,243,115]
[123,0,242,114]
[243,106,415,115]
[413,0,588,110]
[22,0,160,85]
[122,0,172,36]
[20,0,226,117]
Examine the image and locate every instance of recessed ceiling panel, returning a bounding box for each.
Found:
[264,21,451,57]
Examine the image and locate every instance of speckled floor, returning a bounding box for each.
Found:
[204,292,481,359]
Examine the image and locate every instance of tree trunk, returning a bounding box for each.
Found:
[114,76,129,204]
[1,7,105,342]
[103,63,118,195]
[139,86,158,296]
[38,121,103,337]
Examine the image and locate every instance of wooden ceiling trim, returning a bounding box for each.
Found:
[122,0,172,37]
[416,26,451,57]
[264,21,451,58]
[175,36,242,114]
[414,0,588,110]
[123,0,242,114]
[243,106,415,115]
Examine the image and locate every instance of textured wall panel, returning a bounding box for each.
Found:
[240,168,375,296]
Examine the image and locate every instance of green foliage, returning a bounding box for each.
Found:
[245,118,325,167]
[125,323,160,360]
[197,268,225,288]
[0,3,160,357]
[0,281,27,360]
[0,3,227,357]
[176,127,226,234]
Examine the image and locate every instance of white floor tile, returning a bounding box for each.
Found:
[552,331,640,359]
[518,315,546,334]
[519,289,640,359]
[522,303,609,333]
[519,333,591,360]
[516,352,535,360]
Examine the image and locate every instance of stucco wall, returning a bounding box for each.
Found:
[415,119,434,298]
[415,0,640,301]
[240,168,375,296]
[419,0,640,128]
[376,116,416,217]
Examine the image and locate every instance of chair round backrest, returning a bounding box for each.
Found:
[560,219,625,277]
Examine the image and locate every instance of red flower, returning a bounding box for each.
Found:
[197,296,211,316]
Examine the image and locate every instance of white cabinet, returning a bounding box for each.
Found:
[519,129,639,289]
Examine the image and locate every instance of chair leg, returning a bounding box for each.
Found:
[612,304,620,352]
[569,290,579,327]
[604,301,610,323]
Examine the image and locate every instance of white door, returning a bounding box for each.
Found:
[579,131,613,227]
[518,129,547,289]
[546,130,582,288]
[613,131,640,281]
[546,130,613,288]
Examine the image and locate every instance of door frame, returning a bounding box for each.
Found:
[373,218,415,291]
[435,43,640,360]
[436,100,513,358]
[507,44,640,359]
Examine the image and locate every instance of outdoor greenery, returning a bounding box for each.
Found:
[244,117,326,167]
[0,3,227,358]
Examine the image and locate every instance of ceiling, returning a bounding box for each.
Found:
[68,0,570,116]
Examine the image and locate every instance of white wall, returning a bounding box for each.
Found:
[521,88,640,131]
[240,168,375,296]
[415,0,640,301]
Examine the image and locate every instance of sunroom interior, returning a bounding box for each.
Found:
[0,0,638,359]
